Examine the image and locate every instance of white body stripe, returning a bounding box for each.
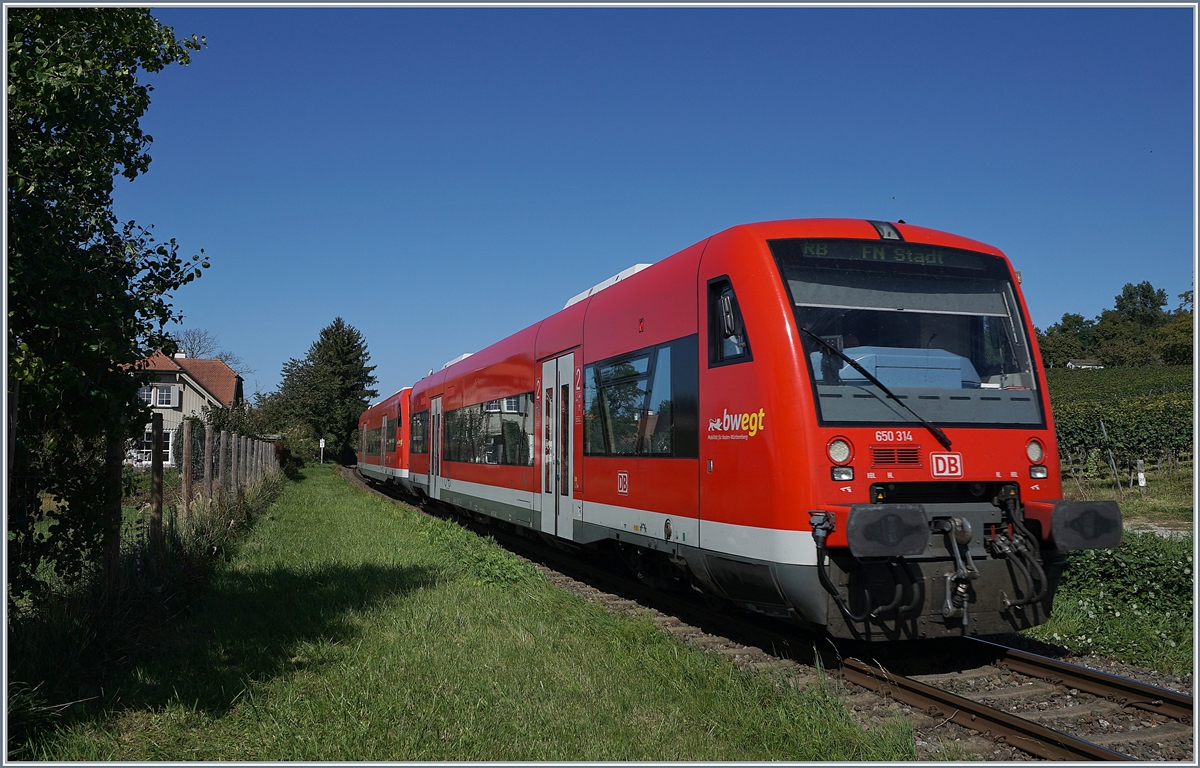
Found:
[358,464,409,480]
[438,476,535,510]
[582,500,699,546]
[408,475,817,567]
[699,518,817,566]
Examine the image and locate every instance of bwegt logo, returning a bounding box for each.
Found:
[707,408,766,437]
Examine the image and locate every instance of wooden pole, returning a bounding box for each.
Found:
[150,412,164,552]
[232,434,241,499]
[104,431,125,596]
[218,430,229,504]
[181,420,193,523]
[204,424,214,500]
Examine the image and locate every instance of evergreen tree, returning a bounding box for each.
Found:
[263,318,378,462]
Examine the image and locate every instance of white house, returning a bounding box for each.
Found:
[132,351,244,465]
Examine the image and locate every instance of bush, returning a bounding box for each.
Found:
[1026,531,1193,674]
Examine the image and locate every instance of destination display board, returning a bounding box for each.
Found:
[768,238,1007,274]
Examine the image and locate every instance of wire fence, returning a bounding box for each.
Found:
[122,415,279,566]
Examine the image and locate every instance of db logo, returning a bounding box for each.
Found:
[617,471,629,496]
[931,453,964,478]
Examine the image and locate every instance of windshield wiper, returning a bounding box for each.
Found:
[801,328,953,451]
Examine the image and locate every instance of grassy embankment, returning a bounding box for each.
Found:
[31,464,913,761]
[1020,367,1194,676]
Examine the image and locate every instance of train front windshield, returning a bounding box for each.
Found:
[769,239,1044,428]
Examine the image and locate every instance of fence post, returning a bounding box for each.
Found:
[181,420,192,523]
[150,412,164,553]
[232,434,242,499]
[204,424,214,500]
[1098,419,1125,498]
[104,432,125,596]
[218,430,229,503]
[1136,458,1146,495]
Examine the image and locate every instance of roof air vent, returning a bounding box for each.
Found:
[564,263,653,309]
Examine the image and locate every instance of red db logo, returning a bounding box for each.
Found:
[617,471,629,496]
[930,453,963,478]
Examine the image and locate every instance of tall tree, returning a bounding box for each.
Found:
[263,318,378,462]
[1036,281,1186,369]
[1113,281,1169,329]
[7,9,205,600]
[1036,312,1093,368]
[1153,288,1194,366]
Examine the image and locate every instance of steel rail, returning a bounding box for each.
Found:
[837,657,1135,761]
[967,637,1194,724]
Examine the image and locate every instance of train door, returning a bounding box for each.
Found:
[539,352,575,540]
[430,396,442,500]
[381,413,388,469]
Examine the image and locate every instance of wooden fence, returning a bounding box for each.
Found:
[143,414,278,551]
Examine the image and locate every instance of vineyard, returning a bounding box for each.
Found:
[1046,366,1192,406]
[1046,367,1193,494]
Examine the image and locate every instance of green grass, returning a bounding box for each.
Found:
[1024,530,1194,676]
[29,465,914,761]
[1061,456,1194,524]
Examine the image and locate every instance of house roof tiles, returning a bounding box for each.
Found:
[175,357,241,406]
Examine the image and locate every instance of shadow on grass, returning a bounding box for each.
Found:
[100,560,439,717]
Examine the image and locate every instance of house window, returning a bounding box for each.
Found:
[157,387,173,407]
[134,429,172,465]
[138,386,154,405]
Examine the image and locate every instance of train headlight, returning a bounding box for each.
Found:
[831,466,854,481]
[1030,465,1048,479]
[1026,439,1044,464]
[828,438,852,464]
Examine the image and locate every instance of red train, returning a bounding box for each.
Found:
[358,218,1121,641]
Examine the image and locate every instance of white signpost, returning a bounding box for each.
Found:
[320,437,325,464]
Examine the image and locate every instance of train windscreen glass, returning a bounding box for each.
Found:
[769,239,1044,427]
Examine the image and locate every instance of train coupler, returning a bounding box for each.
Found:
[935,517,979,626]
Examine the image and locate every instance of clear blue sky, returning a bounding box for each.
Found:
[117,6,1195,398]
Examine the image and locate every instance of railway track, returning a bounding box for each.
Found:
[346,469,1193,761]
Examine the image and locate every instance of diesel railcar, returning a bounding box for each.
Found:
[358,218,1121,641]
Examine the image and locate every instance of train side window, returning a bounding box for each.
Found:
[708,277,752,366]
[410,410,429,454]
[582,334,697,459]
